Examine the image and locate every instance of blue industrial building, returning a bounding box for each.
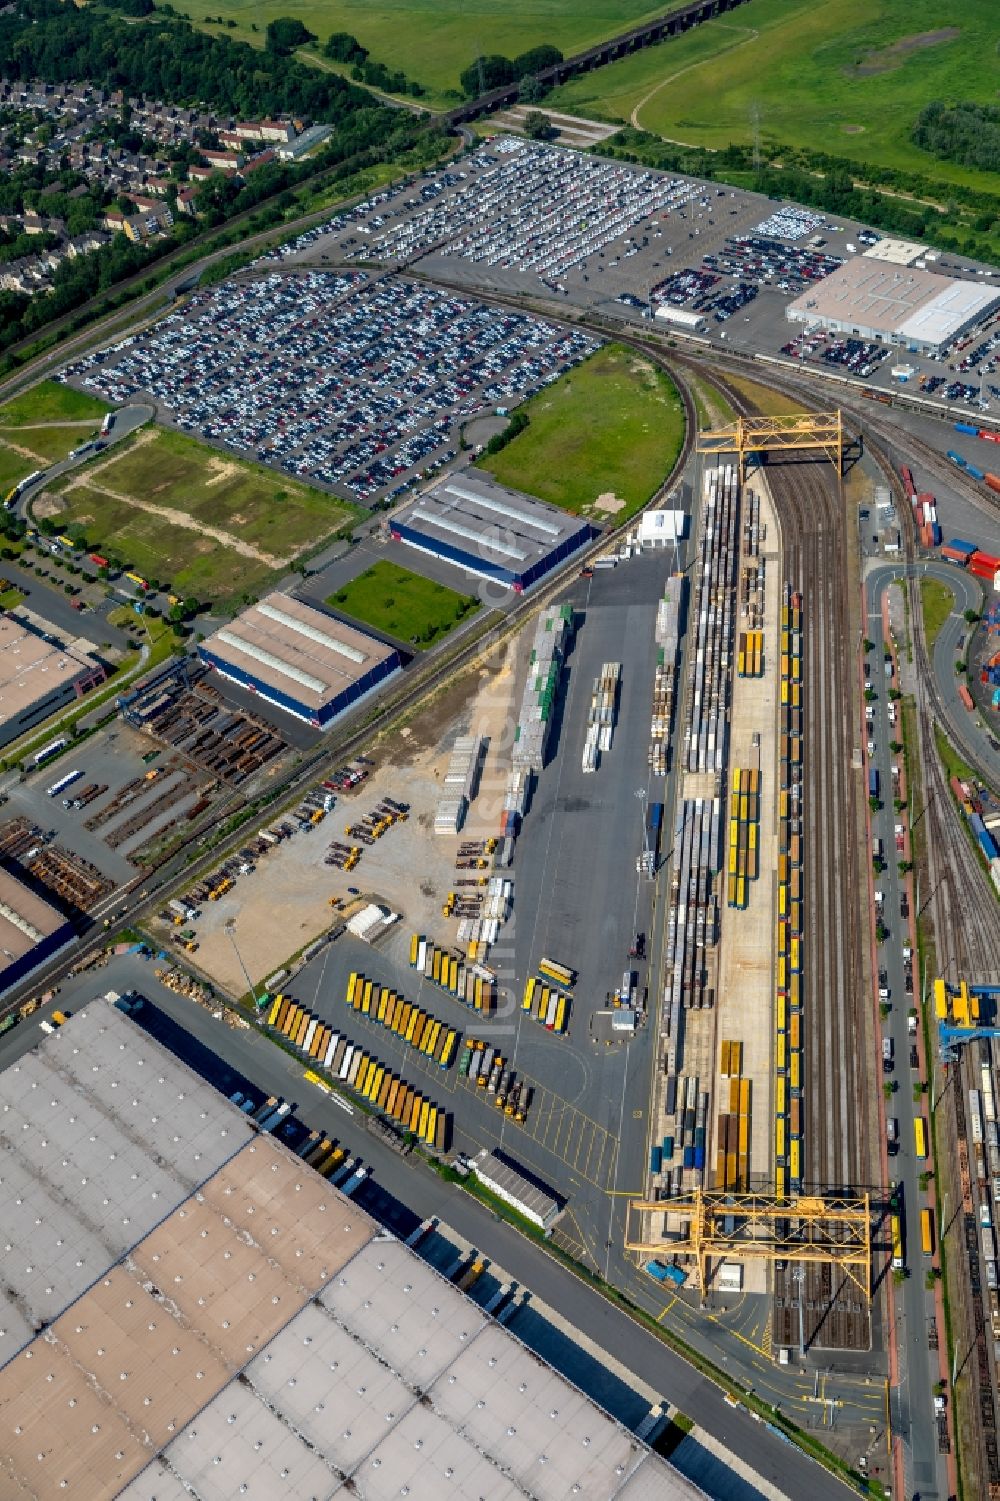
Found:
[198,593,399,729]
[391,475,593,592]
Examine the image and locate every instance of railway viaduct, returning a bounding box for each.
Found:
[445,0,752,126]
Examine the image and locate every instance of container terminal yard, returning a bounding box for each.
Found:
[1,125,1000,1501]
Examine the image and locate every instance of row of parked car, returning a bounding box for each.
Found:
[62,270,597,504]
[342,137,707,282]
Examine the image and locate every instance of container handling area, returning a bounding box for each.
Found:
[0,999,704,1501]
[391,472,594,592]
[197,590,400,729]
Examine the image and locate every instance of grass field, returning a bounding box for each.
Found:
[920,576,955,648]
[477,344,684,520]
[326,560,479,647]
[182,0,673,105]
[45,428,357,604]
[0,380,110,496]
[548,0,1000,195]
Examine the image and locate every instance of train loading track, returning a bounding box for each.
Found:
[704,371,874,1355]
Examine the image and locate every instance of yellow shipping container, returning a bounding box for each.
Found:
[721,1039,731,1076]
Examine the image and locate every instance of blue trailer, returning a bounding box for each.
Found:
[955,421,979,436]
[869,767,880,800]
[644,1260,688,1287]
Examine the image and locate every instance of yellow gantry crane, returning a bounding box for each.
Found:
[697,411,844,481]
[625,1188,872,1298]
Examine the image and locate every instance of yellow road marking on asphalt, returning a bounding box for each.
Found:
[657,1297,679,1323]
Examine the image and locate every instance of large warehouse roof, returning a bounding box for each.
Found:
[787,258,1000,350]
[0,614,96,731]
[395,473,587,579]
[0,1000,707,1501]
[200,592,396,714]
[0,867,67,963]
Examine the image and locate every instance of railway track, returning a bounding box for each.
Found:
[701,370,872,1353]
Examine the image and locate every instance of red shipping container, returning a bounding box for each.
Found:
[971,552,1000,579]
[979,430,1000,443]
[958,684,974,711]
[921,524,934,547]
[985,473,1000,494]
[941,546,972,565]
[916,492,934,503]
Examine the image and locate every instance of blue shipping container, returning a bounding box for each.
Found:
[947,450,968,468]
[968,464,985,481]
[947,539,978,557]
[955,421,979,436]
[650,1146,662,1173]
[978,827,999,861]
[663,1136,674,1158]
[869,768,880,799]
[693,1146,706,1170]
[683,1145,695,1169]
[931,523,942,546]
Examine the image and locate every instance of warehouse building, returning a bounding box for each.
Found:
[198,591,399,728]
[786,258,1000,356]
[0,999,707,1500]
[0,868,74,993]
[0,612,105,749]
[391,473,593,592]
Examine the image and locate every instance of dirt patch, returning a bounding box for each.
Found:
[592,491,626,515]
[204,458,242,488]
[32,489,67,520]
[841,124,866,134]
[172,635,519,995]
[853,28,959,76]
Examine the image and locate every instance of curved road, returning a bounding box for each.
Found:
[865,560,1000,786]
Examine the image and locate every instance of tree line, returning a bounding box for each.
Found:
[912,101,1000,175]
[605,128,1000,267]
[0,0,377,125]
[459,46,563,99]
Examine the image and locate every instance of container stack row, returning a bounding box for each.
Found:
[653,1073,708,1193]
[512,604,573,777]
[715,1040,752,1190]
[775,586,805,1199]
[650,575,686,776]
[409,933,496,1014]
[521,975,571,1034]
[346,969,459,1070]
[683,463,739,774]
[662,794,721,1046]
[726,767,760,909]
[459,1037,532,1121]
[265,990,449,1150]
[582,661,621,772]
[435,734,483,835]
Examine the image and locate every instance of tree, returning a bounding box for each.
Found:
[518,74,546,104]
[265,17,316,53]
[862,637,874,654]
[459,55,516,98]
[964,607,980,624]
[522,111,554,142]
[512,44,563,77]
[324,31,368,65]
